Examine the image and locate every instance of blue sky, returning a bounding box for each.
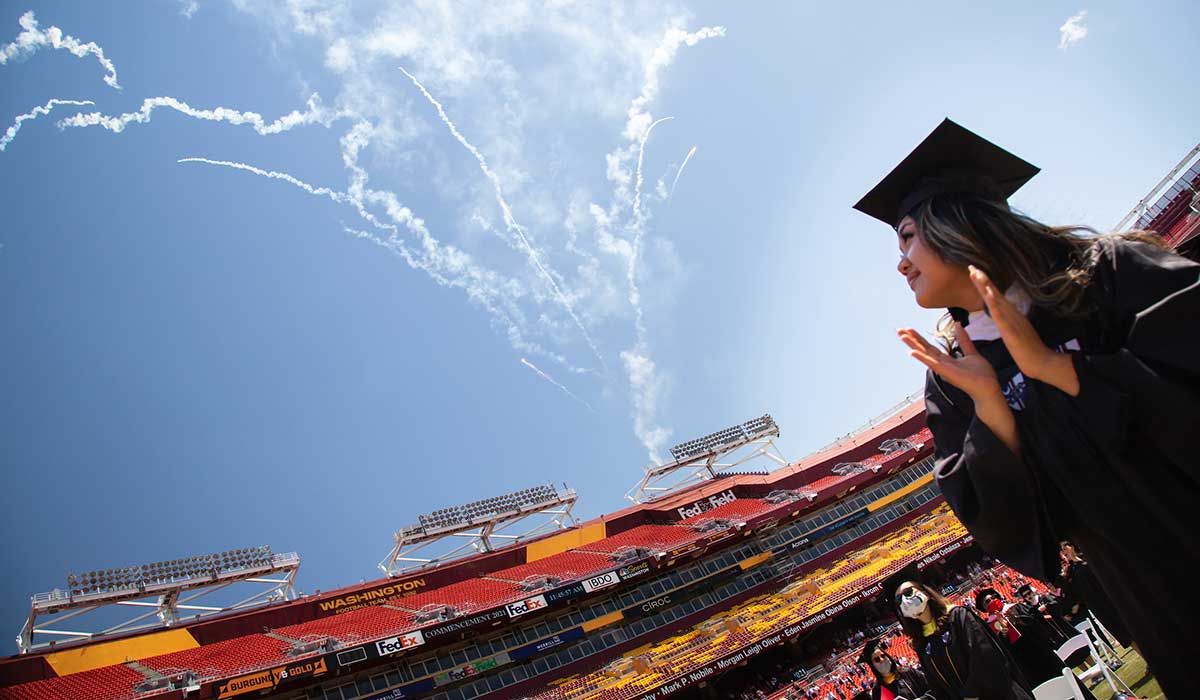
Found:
[1,1,1196,649]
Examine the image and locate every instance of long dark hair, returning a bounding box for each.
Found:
[909,192,1165,346]
[894,581,955,641]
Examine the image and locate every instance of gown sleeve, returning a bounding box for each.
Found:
[925,373,1053,579]
[1064,238,1200,459]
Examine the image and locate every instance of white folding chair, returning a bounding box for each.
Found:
[1032,668,1086,700]
[1074,619,1119,664]
[1072,620,1135,696]
[1056,633,1102,683]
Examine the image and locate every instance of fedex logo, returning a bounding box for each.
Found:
[506,594,548,618]
[376,631,425,656]
[676,490,737,519]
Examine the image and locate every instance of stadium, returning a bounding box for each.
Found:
[1,148,1195,700]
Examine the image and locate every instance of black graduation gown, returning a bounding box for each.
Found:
[871,666,930,700]
[926,238,1200,697]
[915,607,1033,700]
[1059,560,1132,647]
[1026,592,1079,647]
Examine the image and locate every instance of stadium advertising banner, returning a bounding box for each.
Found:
[316,577,430,615]
[674,490,737,519]
[545,581,587,605]
[580,570,620,593]
[648,631,788,699]
[433,653,509,686]
[617,561,651,581]
[506,593,549,618]
[376,630,427,656]
[623,566,741,620]
[216,658,329,698]
[423,607,510,640]
[916,534,974,569]
[775,508,870,555]
[362,678,436,700]
[509,627,587,661]
[782,583,885,636]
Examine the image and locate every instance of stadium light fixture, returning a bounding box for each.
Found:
[380,483,579,577]
[20,546,298,654]
[628,414,788,504]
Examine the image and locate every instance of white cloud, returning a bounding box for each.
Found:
[1058,10,1088,50]
[179,1,199,20]
[0,11,121,89]
[1,98,92,152]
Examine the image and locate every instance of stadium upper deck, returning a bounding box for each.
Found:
[0,402,934,699]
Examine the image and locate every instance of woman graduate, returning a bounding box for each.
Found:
[858,637,931,700]
[852,119,1200,697]
[881,566,1032,699]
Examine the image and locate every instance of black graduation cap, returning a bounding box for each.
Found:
[853,118,1041,228]
[974,587,1002,612]
[857,636,886,665]
[875,561,925,615]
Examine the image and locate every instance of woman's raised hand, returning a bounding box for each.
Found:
[968,266,1079,396]
[897,323,1002,402]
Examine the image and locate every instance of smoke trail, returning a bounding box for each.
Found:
[669,146,697,200]
[604,26,724,465]
[628,115,673,338]
[178,150,588,374]
[178,157,350,201]
[58,94,345,134]
[0,11,120,89]
[520,358,596,413]
[399,66,606,371]
[1,98,92,152]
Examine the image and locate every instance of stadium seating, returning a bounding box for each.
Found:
[577,525,701,554]
[0,422,941,700]
[679,498,775,524]
[0,663,144,700]
[526,506,969,700]
[139,633,291,679]
[277,604,415,644]
[488,551,616,584]
[392,577,522,614]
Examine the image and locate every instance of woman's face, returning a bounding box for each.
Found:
[870,649,890,672]
[895,216,979,310]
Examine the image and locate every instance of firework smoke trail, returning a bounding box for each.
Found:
[58,94,345,134]
[669,146,697,200]
[628,115,673,338]
[177,151,587,374]
[607,26,724,465]
[1,11,120,89]
[1,98,92,152]
[178,157,351,202]
[399,66,606,372]
[520,358,596,412]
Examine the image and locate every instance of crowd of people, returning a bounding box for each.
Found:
[720,547,1132,700]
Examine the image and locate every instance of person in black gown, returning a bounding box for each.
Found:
[973,588,1096,698]
[858,637,931,700]
[852,119,1199,697]
[881,566,1033,700]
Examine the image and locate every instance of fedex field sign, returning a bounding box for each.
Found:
[506,594,548,618]
[676,490,736,519]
